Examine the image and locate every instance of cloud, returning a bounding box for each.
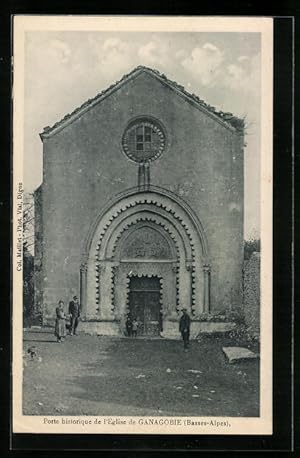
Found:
[102,37,129,54]
[138,39,171,67]
[227,63,244,81]
[223,53,260,93]
[181,42,225,86]
[138,41,157,62]
[175,49,185,60]
[180,42,260,97]
[238,55,250,62]
[87,36,133,81]
[202,43,219,52]
[49,39,72,63]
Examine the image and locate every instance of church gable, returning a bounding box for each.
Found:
[40,66,244,140]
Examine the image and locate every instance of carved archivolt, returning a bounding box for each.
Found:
[84,188,209,318]
[85,187,208,258]
[95,202,195,261]
[95,213,188,311]
[99,218,181,311]
[111,216,182,260]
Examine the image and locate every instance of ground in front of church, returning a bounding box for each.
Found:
[22,329,259,417]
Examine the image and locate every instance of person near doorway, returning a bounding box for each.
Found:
[179,308,191,351]
[54,300,66,343]
[132,318,139,338]
[126,315,133,337]
[68,295,80,335]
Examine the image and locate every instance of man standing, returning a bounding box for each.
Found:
[179,308,191,351]
[68,295,80,336]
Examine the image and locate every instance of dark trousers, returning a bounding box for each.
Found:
[132,330,137,338]
[70,314,79,334]
[181,330,190,348]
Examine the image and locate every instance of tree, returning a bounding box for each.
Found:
[23,193,34,254]
[23,193,36,326]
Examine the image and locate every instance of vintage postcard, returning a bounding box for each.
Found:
[13,16,273,435]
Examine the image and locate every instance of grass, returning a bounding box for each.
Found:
[23,329,259,417]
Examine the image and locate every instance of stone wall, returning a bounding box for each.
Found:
[36,69,244,320]
[243,252,260,336]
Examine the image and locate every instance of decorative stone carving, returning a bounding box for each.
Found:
[85,188,209,320]
[203,264,211,312]
[122,117,166,163]
[80,262,87,273]
[186,260,193,271]
[121,226,172,259]
[110,215,181,261]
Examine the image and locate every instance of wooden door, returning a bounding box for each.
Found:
[129,276,161,336]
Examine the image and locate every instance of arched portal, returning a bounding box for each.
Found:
[80,187,210,334]
[114,222,176,335]
[116,223,175,336]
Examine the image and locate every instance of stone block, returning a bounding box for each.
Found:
[79,320,121,336]
[222,346,258,363]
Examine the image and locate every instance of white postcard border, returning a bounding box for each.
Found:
[13,15,273,435]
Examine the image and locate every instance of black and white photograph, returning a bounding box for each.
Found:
[13,16,273,435]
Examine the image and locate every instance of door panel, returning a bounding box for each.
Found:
[129,291,145,334]
[144,291,160,335]
[128,277,161,336]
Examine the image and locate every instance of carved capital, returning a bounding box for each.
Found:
[203,264,211,273]
[80,262,87,273]
[186,261,193,271]
[96,264,104,273]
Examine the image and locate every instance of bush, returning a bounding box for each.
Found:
[227,323,260,347]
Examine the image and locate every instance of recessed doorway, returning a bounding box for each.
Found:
[128,275,162,336]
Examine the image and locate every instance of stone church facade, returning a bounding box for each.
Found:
[34,66,244,337]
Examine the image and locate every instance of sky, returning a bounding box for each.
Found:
[24,31,261,239]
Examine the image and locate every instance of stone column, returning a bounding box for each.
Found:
[80,262,87,318]
[185,260,193,314]
[203,264,211,313]
[166,263,178,319]
[99,261,116,320]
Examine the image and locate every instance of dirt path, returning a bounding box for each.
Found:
[23,330,259,417]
